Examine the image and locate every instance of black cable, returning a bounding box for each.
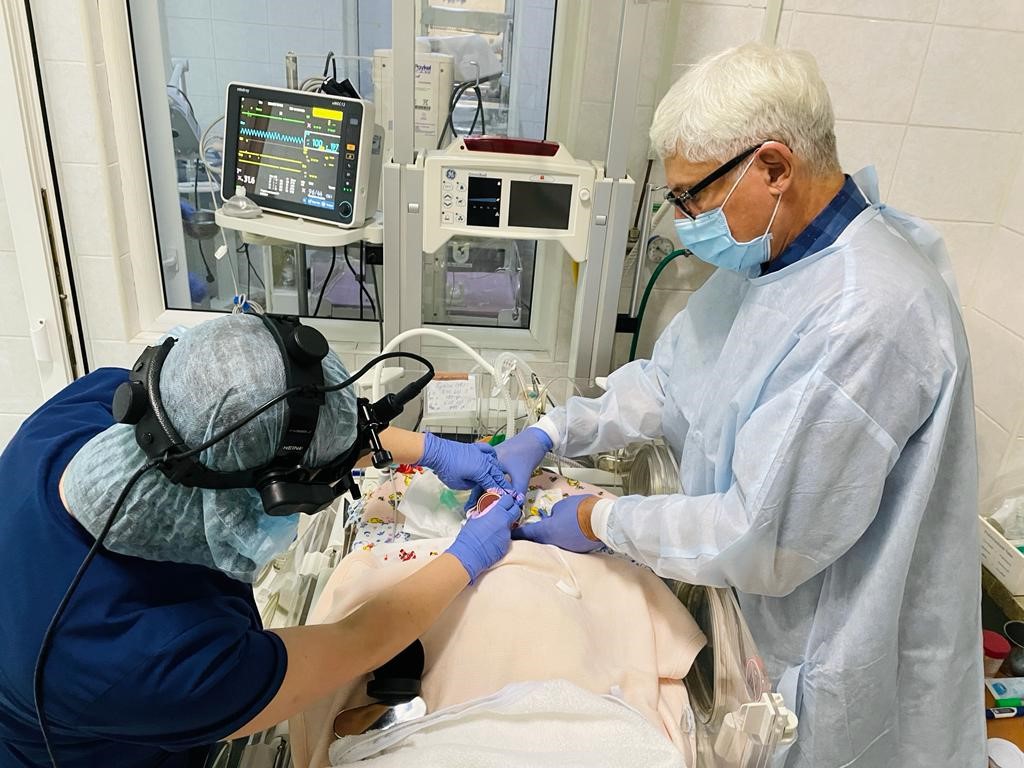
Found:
[196,240,215,284]
[180,350,434,463]
[437,81,477,149]
[313,247,338,318]
[323,51,337,81]
[412,399,424,432]
[34,460,160,768]
[344,246,376,320]
[346,247,363,321]
[369,260,384,353]
[194,160,214,283]
[238,243,264,289]
[330,352,432,393]
[167,84,197,121]
[34,348,436,767]
[469,89,481,135]
[470,84,484,135]
[633,159,654,229]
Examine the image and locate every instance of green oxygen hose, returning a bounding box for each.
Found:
[628,248,690,362]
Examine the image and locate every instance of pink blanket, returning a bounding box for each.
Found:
[290,538,706,767]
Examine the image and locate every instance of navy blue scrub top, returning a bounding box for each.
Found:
[0,369,287,767]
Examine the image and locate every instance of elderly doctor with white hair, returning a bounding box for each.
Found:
[487,43,986,766]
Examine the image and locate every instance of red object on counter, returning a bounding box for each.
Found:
[985,630,1012,676]
[985,630,1012,660]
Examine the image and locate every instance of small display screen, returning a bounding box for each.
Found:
[508,181,573,230]
[233,96,344,210]
[467,177,502,227]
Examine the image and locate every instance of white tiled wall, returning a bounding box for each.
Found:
[975,152,1024,495]
[773,3,1024,494]
[573,0,1024,496]
[164,0,359,130]
[0,168,38,446]
[511,0,555,137]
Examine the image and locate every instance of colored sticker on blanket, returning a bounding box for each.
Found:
[398,549,416,561]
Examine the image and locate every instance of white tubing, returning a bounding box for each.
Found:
[370,328,516,438]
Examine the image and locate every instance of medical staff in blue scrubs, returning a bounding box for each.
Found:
[0,313,519,767]
[494,44,985,767]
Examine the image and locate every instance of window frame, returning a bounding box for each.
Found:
[98,0,577,369]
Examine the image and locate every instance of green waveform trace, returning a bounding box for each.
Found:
[241,110,305,124]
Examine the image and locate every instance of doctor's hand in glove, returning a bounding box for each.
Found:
[418,432,513,493]
[445,492,524,582]
[512,494,603,554]
[466,427,552,510]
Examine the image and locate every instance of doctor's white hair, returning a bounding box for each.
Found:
[650,43,840,176]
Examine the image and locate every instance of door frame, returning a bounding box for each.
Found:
[0,0,83,393]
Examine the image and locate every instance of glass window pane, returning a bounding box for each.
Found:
[422,0,556,142]
[422,239,534,328]
[419,0,556,329]
[129,0,553,329]
[130,0,385,319]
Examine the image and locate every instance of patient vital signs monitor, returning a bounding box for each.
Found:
[421,137,598,262]
[222,83,380,227]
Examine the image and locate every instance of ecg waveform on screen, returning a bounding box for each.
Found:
[234,96,343,208]
[239,127,305,145]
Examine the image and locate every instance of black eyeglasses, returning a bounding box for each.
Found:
[662,145,760,220]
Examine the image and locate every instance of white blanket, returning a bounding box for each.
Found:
[329,680,687,768]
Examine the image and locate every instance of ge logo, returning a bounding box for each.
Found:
[445,169,456,180]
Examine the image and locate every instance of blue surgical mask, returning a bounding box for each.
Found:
[673,156,782,273]
[232,509,300,573]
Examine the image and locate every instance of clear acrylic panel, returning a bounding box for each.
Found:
[422,238,534,328]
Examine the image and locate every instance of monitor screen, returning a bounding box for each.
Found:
[507,181,573,230]
[233,95,344,210]
[467,176,502,227]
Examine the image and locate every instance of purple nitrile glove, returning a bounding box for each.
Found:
[466,427,552,510]
[446,492,523,583]
[419,432,513,492]
[511,495,602,554]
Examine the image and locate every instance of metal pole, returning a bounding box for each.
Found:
[391,0,416,165]
[296,245,309,315]
[628,182,653,315]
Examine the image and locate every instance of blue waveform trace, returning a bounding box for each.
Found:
[239,126,304,145]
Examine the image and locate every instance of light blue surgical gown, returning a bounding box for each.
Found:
[545,169,985,767]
